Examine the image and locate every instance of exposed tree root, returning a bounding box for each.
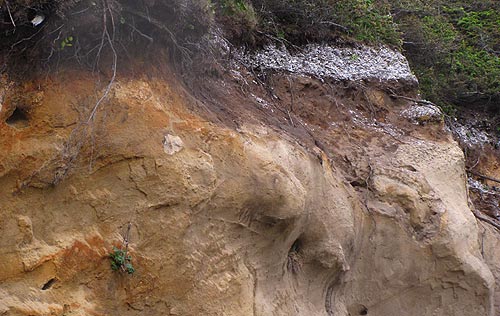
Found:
[467,169,500,185]
[472,208,500,230]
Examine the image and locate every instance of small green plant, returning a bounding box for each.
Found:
[276,29,286,40]
[109,222,135,274]
[110,247,135,274]
[60,36,73,50]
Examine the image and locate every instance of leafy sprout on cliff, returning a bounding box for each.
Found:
[110,247,135,274]
[109,222,135,274]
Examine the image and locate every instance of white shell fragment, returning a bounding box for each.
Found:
[163,134,184,155]
[31,14,45,27]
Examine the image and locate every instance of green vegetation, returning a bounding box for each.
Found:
[60,36,74,50]
[219,0,254,16]
[215,0,401,46]
[110,246,135,274]
[392,1,499,111]
[211,0,258,44]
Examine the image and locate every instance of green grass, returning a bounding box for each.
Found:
[212,0,499,111]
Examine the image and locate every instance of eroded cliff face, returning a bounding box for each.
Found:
[0,44,498,316]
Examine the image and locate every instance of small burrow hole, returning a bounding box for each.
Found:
[287,238,302,274]
[6,107,29,128]
[359,306,368,315]
[290,239,302,253]
[41,278,56,290]
[350,180,367,188]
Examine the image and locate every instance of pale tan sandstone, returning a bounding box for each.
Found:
[0,71,496,316]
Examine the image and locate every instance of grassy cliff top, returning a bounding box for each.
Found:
[215,0,499,111]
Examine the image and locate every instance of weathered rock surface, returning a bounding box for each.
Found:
[0,46,498,316]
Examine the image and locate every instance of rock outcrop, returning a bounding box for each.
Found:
[0,42,498,316]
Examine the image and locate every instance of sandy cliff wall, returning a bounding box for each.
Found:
[0,43,499,316]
